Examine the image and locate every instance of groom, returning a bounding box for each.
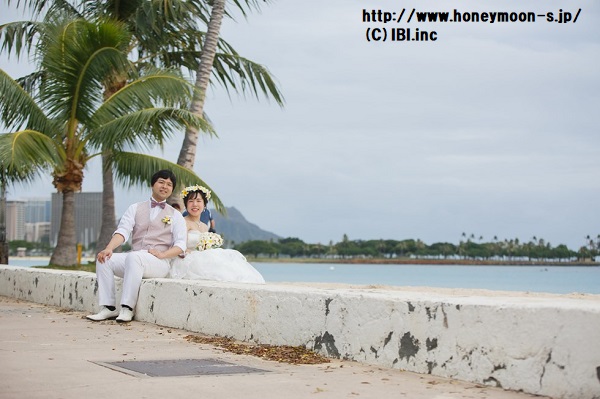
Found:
[87,170,187,323]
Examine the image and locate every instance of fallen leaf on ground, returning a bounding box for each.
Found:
[184,335,330,365]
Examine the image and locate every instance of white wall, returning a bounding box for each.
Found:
[1,265,599,399]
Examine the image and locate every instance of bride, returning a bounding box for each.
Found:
[169,184,265,284]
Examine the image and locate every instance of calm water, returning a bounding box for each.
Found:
[252,262,600,295]
[7,258,599,295]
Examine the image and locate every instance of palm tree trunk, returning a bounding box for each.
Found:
[176,0,225,170]
[49,190,77,266]
[0,166,8,264]
[97,152,117,252]
[97,79,126,251]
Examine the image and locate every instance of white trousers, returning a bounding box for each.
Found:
[96,250,170,309]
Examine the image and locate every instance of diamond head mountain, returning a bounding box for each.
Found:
[212,207,280,245]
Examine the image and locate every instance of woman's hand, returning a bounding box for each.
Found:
[149,246,184,260]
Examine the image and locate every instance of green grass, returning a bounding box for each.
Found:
[35,262,96,273]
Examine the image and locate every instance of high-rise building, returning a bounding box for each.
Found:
[51,192,102,249]
[25,222,51,244]
[25,199,51,223]
[6,201,26,241]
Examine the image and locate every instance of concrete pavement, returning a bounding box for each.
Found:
[0,295,549,399]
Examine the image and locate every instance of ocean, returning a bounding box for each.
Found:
[7,258,600,295]
[252,262,600,295]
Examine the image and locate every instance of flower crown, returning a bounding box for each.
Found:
[181,185,211,201]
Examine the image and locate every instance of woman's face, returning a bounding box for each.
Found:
[185,192,205,217]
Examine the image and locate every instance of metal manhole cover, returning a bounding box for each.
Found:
[94,358,269,377]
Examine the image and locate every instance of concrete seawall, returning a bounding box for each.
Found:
[1,265,599,399]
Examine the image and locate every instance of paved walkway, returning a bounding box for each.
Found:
[0,296,550,399]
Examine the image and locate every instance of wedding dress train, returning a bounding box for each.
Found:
[170,230,265,283]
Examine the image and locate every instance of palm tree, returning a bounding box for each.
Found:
[2,0,283,246]
[177,0,225,170]
[0,16,217,265]
[168,0,284,204]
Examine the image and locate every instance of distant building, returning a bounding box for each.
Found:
[5,199,51,244]
[6,201,26,241]
[51,192,102,249]
[25,222,51,244]
[25,198,51,224]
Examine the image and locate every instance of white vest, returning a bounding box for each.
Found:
[131,201,175,252]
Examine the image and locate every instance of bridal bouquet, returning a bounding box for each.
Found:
[196,232,223,251]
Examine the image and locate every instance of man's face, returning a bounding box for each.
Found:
[151,177,174,202]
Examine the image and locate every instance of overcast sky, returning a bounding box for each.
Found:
[2,0,599,250]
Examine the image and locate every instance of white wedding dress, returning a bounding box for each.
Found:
[170,230,265,283]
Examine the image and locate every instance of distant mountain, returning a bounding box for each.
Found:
[211,206,280,244]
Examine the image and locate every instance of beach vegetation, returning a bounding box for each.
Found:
[234,235,599,265]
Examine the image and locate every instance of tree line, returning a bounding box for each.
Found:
[8,233,598,262]
[233,234,600,262]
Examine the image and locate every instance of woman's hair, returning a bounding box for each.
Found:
[183,189,208,208]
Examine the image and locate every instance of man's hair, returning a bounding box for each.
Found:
[151,170,177,187]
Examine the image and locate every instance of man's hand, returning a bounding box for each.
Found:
[97,234,125,264]
[97,249,113,264]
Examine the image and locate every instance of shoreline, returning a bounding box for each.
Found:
[248,257,600,267]
[9,256,96,262]
[9,255,599,267]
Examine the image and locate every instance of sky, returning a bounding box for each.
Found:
[1,0,599,250]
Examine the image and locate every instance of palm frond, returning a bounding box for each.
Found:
[15,70,45,96]
[225,0,270,19]
[210,36,283,104]
[213,53,284,105]
[0,68,52,133]
[160,35,284,105]
[111,151,225,213]
[137,0,211,35]
[1,0,84,59]
[0,20,43,59]
[0,129,61,182]
[90,108,216,151]
[101,69,196,114]
[5,0,80,19]
[38,17,132,122]
[79,0,144,21]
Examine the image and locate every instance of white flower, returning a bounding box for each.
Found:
[196,232,223,251]
[162,216,172,225]
[180,184,211,200]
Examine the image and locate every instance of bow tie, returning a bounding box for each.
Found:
[151,199,166,209]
